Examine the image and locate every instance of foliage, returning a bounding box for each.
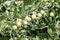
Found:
[0,0,60,40]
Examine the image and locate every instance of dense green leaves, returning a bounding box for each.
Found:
[0,0,60,40]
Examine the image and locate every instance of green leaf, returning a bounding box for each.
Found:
[18,36,26,40]
[0,20,7,32]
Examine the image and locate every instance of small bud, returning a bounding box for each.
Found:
[25,38,28,40]
[16,22,22,27]
[22,20,28,25]
[32,11,37,15]
[50,12,54,17]
[31,14,36,19]
[9,37,13,40]
[28,5,32,7]
[37,13,42,18]
[5,1,11,6]
[16,18,22,26]
[40,10,45,14]
[25,16,31,21]
[48,29,52,33]
[12,25,17,30]
[17,18,22,22]
[15,1,23,5]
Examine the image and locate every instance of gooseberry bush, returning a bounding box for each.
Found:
[0,0,60,40]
